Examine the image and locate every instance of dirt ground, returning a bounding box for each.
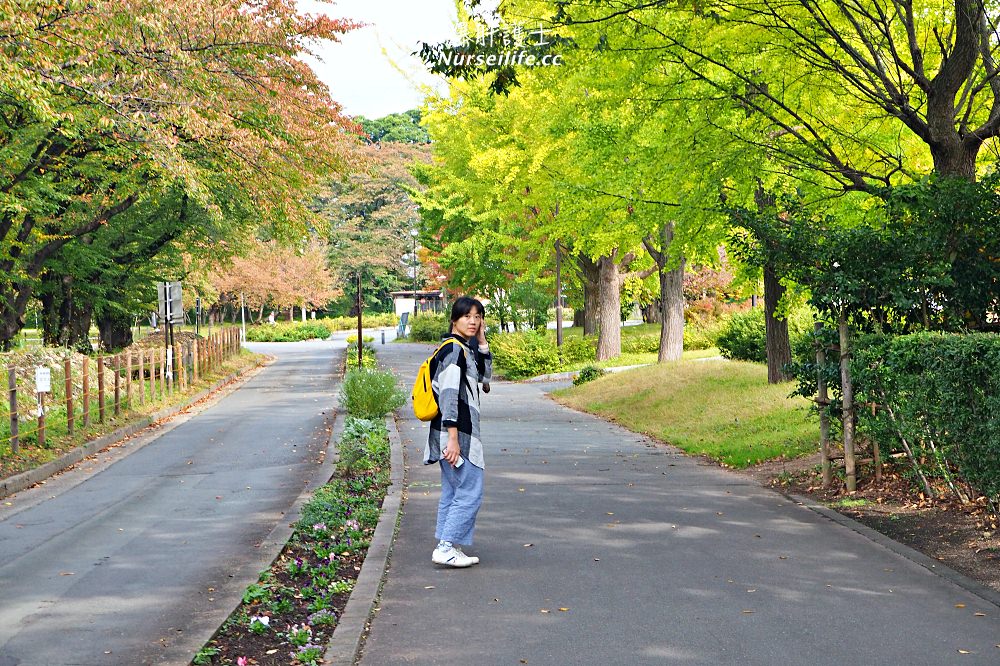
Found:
[742,455,1000,594]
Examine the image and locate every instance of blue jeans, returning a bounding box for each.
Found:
[436,458,484,546]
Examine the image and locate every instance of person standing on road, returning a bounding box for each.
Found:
[423,296,492,568]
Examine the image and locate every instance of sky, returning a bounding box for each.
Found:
[297,0,461,119]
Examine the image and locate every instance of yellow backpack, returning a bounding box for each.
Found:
[412,339,458,421]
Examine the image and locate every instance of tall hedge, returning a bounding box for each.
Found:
[853,332,1000,511]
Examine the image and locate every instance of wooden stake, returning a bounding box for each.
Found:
[8,367,18,454]
[82,357,90,429]
[138,349,145,406]
[64,356,73,436]
[114,354,121,416]
[97,354,105,424]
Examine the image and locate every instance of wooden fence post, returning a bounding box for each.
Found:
[64,356,74,436]
[97,354,105,424]
[114,354,121,417]
[138,349,145,406]
[126,351,133,410]
[150,349,157,401]
[82,357,90,430]
[8,367,18,454]
[37,389,45,448]
[159,348,166,398]
[193,339,200,383]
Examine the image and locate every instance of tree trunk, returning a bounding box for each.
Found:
[658,258,686,362]
[97,308,134,351]
[642,301,660,324]
[930,139,979,181]
[572,307,584,328]
[596,254,623,361]
[577,254,600,336]
[839,312,857,492]
[763,263,792,383]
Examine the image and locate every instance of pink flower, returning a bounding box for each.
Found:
[237,657,248,666]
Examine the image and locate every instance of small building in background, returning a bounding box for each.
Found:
[391,289,445,317]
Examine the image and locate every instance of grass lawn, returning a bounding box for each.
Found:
[552,358,817,468]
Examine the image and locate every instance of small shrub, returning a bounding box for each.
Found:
[558,336,596,364]
[346,334,375,344]
[340,368,405,419]
[345,342,377,370]
[716,306,813,362]
[573,365,607,386]
[409,313,449,342]
[717,308,767,362]
[490,331,560,379]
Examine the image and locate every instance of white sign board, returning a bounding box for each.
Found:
[35,366,51,393]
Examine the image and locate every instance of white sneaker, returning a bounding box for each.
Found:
[432,545,479,567]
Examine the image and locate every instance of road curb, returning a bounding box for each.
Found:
[0,358,268,501]
[323,410,405,666]
[790,492,1000,609]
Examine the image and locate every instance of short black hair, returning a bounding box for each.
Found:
[450,296,485,322]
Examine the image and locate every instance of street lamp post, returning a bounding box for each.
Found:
[410,228,419,317]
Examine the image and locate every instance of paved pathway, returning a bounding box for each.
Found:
[0,340,342,666]
[362,342,1000,665]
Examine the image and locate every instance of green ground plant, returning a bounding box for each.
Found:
[339,368,405,420]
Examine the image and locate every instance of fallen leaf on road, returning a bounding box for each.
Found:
[540,609,550,614]
[606,512,614,516]
[424,586,435,590]
[958,649,971,654]
[558,608,569,612]
[975,612,986,617]
[779,556,788,560]
[956,604,967,608]
[60,572,75,576]
[742,610,754,614]
[594,558,600,562]
[523,544,533,547]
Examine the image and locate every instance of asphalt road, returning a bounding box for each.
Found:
[0,340,342,666]
[361,342,1000,666]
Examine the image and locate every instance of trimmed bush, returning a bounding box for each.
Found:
[490,331,560,379]
[340,368,405,419]
[245,321,334,342]
[853,332,1000,512]
[573,365,607,386]
[324,313,398,330]
[408,313,449,342]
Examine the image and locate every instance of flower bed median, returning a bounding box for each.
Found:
[193,366,404,666]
